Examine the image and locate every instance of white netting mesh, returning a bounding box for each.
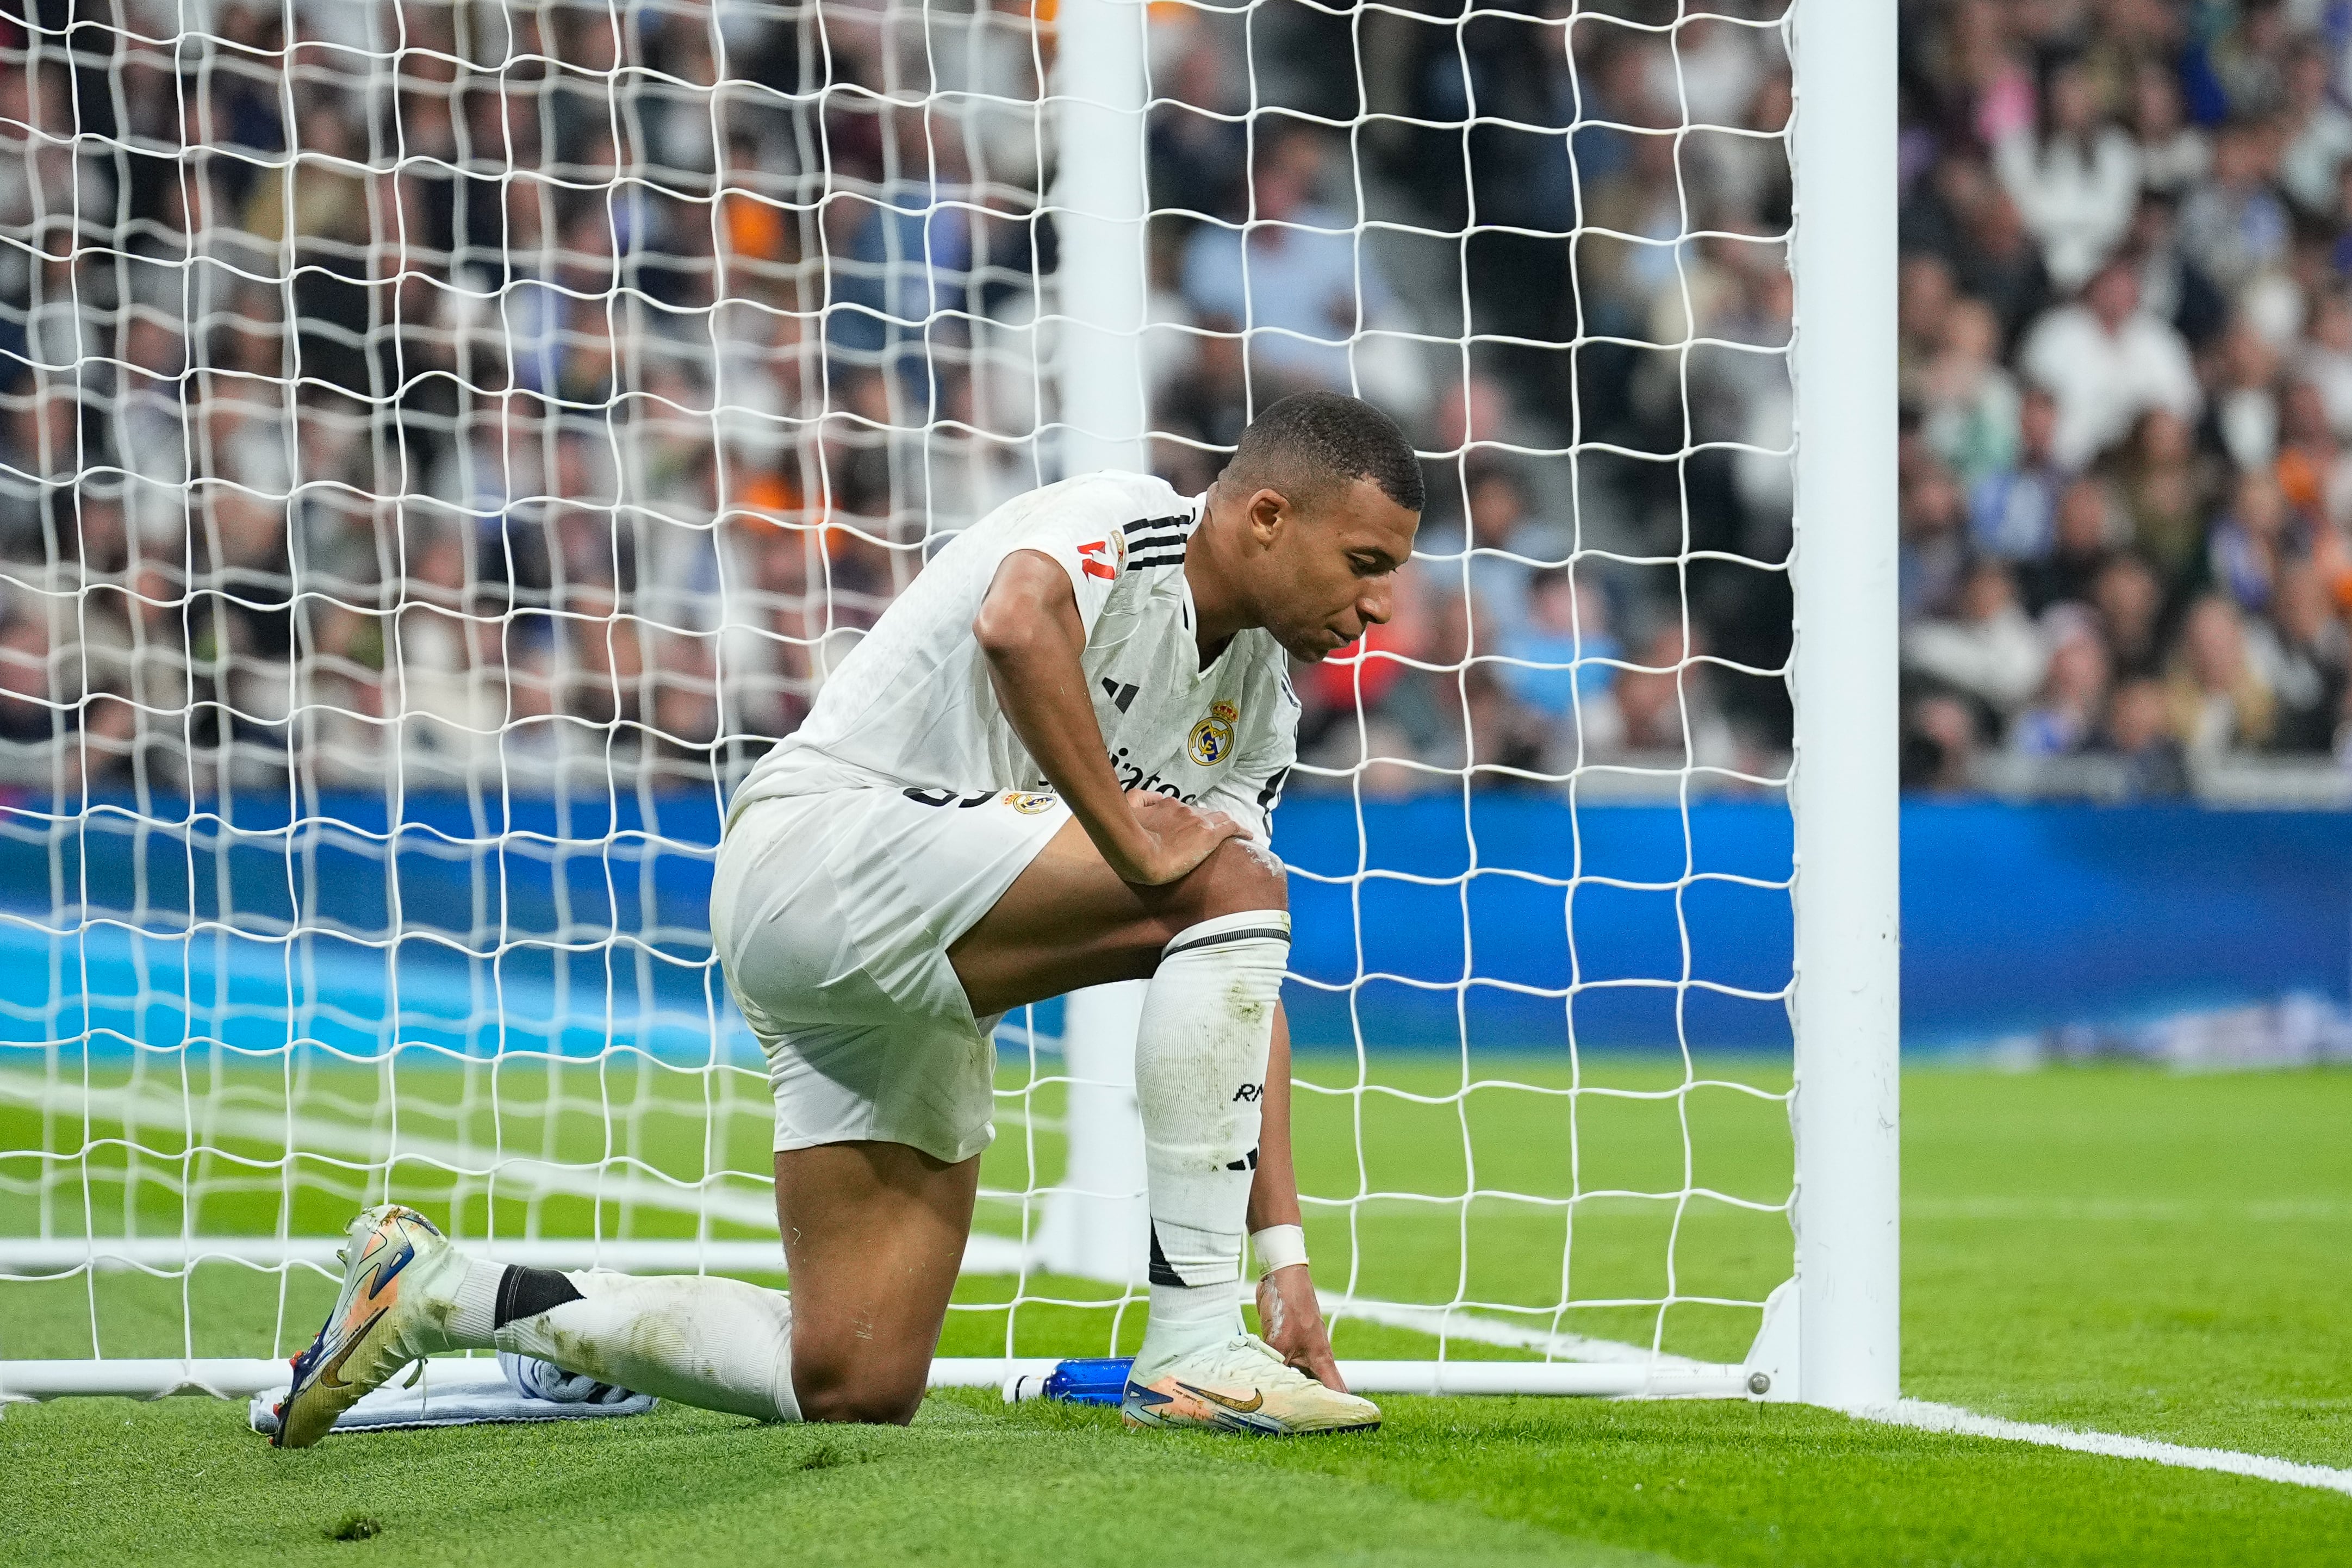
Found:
[0,0,1796,1380]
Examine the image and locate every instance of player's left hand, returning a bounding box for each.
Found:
[1256,1264,1346,1392]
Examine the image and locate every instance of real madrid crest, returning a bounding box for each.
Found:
[1000,791,1057,814]
[1188,700,1239,766]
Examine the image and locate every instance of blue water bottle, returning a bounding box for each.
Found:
[1004,1355,1135,1406]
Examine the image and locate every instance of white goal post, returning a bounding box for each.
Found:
[0,0,1894,1410]
[1026,0,1900,1410]
[1784,0,1900,1408]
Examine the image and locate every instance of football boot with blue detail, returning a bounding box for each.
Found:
[272,1204,470,1448]
[1122,1333,1380,1435]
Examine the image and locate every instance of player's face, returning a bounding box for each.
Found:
[1256,477,1420,662]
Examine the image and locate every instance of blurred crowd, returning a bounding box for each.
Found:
[0,0,1802,803]
[1899,0,2352,797]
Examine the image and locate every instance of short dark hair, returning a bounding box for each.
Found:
[1223,391,1424,514]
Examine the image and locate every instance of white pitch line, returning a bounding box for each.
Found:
[1,1078,1044,1277]
[0,1077,784,1229]
[1328,1306,2352,1496]
[1860,1401,2352,1499]
[1905,1197,2352,1222]
[1318,1294,1713,1371]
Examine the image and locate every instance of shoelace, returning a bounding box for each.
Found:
[1209,1335,1315,1387]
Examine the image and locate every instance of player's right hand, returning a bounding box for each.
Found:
[1115,789,1246,886]
[1257,1264,1346,1393]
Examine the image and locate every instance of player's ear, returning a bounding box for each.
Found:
[1246,487,1289,547]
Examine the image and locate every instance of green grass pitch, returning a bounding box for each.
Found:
[3,1060,2348,1565]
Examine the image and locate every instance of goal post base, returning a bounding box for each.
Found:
[1745,1279,1803,1404]
[1,1264,1805,1409]
[1,1359,298,1404]
[1,1353,1776,1408]
[0,1274,1805,1410]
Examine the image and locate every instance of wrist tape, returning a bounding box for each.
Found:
[1250,1223,1308,1278]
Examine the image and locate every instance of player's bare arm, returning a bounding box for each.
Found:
[971,549,1242,887]
[963,537,1348,1390]
[1248,1015,1346,1390]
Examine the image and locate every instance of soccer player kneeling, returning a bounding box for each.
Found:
[273,391,1422,1444]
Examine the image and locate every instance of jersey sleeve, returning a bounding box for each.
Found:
[994,481,1143,638]
[1200,658,1301,844]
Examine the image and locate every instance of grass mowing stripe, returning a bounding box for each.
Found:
[1863,1400,2352,1498]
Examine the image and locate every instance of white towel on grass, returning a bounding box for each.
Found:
[248,1353,655,1438]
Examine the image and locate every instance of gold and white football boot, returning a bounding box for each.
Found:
[271,1204,472,1448]
[1122,1333,1381,1435]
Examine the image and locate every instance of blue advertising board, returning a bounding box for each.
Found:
[2,793,2345,1058]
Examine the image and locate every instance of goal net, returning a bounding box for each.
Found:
[0,0,1887,1406]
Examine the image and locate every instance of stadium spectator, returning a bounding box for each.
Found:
[1583,625,1743,776]
[1418,0,1578,375]
[2122,190,2230,352]
[1904,557,2049,719]
[2279,39,2352,216]
[2296,289,2352,437]
[2130,58,2211,199]
[2166,593,2278,755]
[2017,261,2202,470]
[1150,34,1247,224]
[1920,296,2024,492]
[2020,475,2121,615]
[2101,408,2213,590]
[2176,120,2294,294]
[1969,385,2069,559]
[1155,310,1251,479]
[1497,567,1619,721]
[2099,674,2193,797]
[2206,467,2295,615]
[1900,254,1961,400]
[1179,123,1403,402]
[1995,54,2141,293]
[2207,0,2292,119]
[1959,182,2061,352]
[2011,609,2112,758]
[0,604,55,744]
[2207,314,2288,470]
[2092,552,2170,680]
[1903,458,1974,619]
[2272,379,2345,522]
[1420,465,1569,652]
[1901,691,1982,795]
[2258,562,2351,752]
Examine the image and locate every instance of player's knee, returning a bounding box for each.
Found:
[800,1389,922,1426]
[1186,834,1288,921]
[794,1367,924,1426]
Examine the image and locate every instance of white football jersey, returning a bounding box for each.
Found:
[730,472,1300,841]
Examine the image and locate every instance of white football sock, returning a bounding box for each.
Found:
[493,1270,801,1423]
[1131,908,1289,1372]
[446,1256,503,1345]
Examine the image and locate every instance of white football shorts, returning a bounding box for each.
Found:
[709,786,1072,1165]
